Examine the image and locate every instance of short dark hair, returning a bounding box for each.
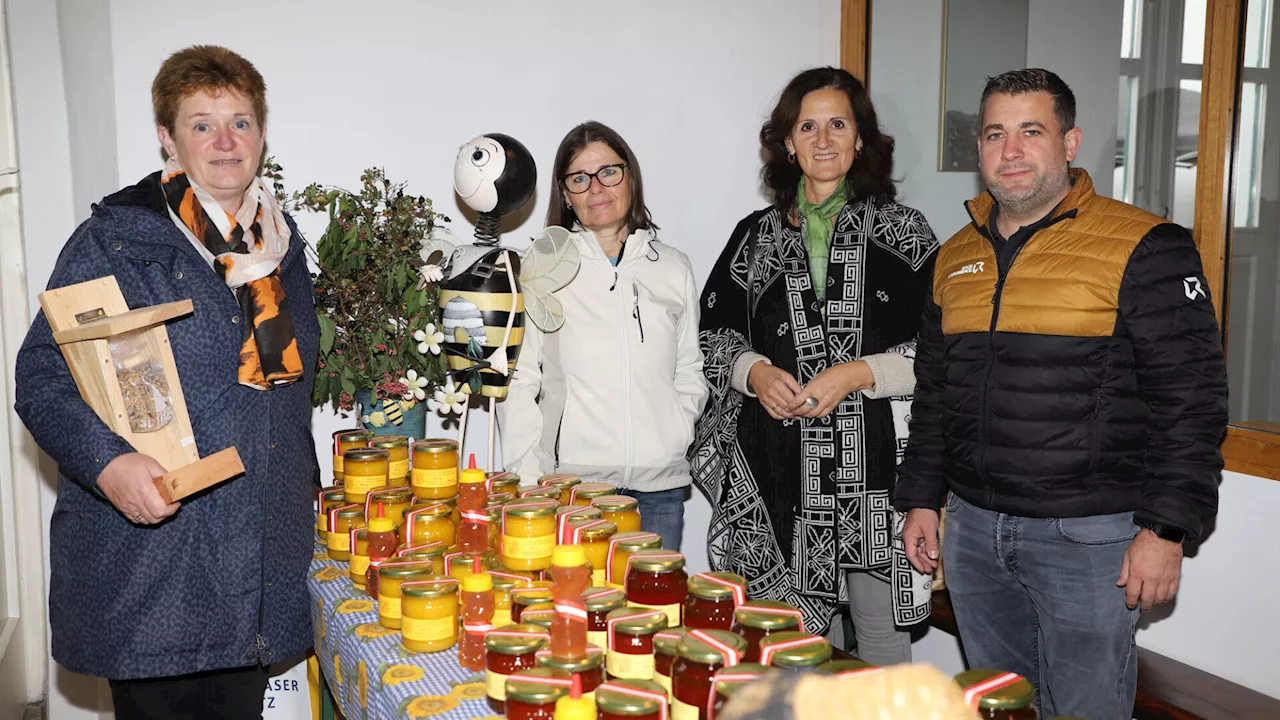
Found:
[980,68,1076,133]
[544,121,656,234]
[152,45,267,134]
[760,67,896,213]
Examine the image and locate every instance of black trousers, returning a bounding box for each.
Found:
[109,665,269,720]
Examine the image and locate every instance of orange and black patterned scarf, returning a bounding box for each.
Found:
[161,158,303,390]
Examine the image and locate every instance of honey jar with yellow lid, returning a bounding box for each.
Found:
[376,561,434,630]
[371,435,412,486]
[326,504,365,561]
[411,439,459,499]
[332,429,373,482]
[342,448,389,504]
[401,577,460,653]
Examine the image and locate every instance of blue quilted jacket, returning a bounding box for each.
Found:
[14,172,321,680]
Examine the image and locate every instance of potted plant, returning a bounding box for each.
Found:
[291,167,451,438]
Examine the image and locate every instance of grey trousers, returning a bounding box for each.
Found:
[846,570,913,665]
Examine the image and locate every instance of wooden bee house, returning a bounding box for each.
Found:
[39,276,243,503]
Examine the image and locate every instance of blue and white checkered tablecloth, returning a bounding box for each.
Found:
[308,541,497,720]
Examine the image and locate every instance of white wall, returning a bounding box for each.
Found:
[872,0,1279,699]
[6,0,840,716]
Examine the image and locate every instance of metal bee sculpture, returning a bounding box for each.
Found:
[426,133,581,469]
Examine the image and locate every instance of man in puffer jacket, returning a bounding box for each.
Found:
[894,69,1227,720]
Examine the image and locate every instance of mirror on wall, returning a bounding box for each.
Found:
[938,0,1029,171]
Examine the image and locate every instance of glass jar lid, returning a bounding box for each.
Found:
[411,503,452,520]
[568,483,616,502]
[491,571,534,593]
[606,607,669,636]
[595,680,666,716]
[676,630,747,666]
[582,587,627,613]
[485,623,549,655]
[401,578,458,599]
[504,499,558,519]
[953,669,1035,710]
[370,435,410,449]
[537,648,603,673]
[519,485,563,500]
[687,572,747,601]
[733,600,802,631]
[628,549,686,573]
[335,429,374,443]
[713,663,769,698]
[505,668,572,704]
[335,505,366,519]
[486,492,514,507]
[377,563,433,581]
[591,495,639,513]
[557,505,603,520]
[321,488,347,502]
[343,448,389,462]
[653,627,689,657]
[611,532,662,554]
[538,474,581,489]
[520,604,555,629]
[570,518,617,542]
[758,632,832,667]
[510,587,554,607]
[412,439,458,454]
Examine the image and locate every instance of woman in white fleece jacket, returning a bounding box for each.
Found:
[497,121,707,550]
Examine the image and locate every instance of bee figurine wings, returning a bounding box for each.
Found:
[426,133,581,469]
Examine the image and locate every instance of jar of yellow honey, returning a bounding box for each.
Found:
[371,435,412,487]
[447,550,502,581]
[487,472,521,496]
[592,496,643,535]
[570,519,618,587]
[401,577,460,653]
[366,487,413,529]
[501,500,558,571]
[606,532,662,588]
[396,541,448,576]
[377,562,434,630]
[411,439,459,499]
[404,503,456,548]
[556,505,603,544]
[316,487,347,540]
[332,429,373,482]
[435,495,463,526]
[349,528,371,587]
[343,448,389,505]
[491,570,533,629]
[486,505,505,553]
[327,505,366,561]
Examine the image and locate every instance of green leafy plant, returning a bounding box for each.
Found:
[291,167,450,414]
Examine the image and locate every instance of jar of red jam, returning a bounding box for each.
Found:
[682,572,746,631]
[730,600,802,663]
[757,631,831,670]
[816,659,879,676]
[504,667,572,720]
[605,607,668,680]
[536,647,605,699]
[954,669,1039,719]
[710,664,767,720]
[625,549,687,628]
[596,679,668,720]
[671,630,747,720]
[584,587,627,650]
[652,627,688,699]
[484,623,550,713]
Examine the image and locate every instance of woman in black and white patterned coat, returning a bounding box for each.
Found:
[691,67,938,664]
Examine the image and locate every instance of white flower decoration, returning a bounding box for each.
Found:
[413,323,444,355]
[428,377,466,416]
[419,264,444,284]
[400,368,429,401]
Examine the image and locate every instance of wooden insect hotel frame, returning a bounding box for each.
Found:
[39,276,244,503]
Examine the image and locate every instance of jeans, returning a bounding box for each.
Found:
[110,665,270,720]
[621,487,686,551]
[943,492,1141,720]
[846,570,912,665]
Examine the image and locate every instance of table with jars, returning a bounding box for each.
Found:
[309,432,1044,720]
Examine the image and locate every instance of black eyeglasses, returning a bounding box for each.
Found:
[562,163,627,194]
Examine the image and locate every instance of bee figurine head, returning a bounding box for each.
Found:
[453,133,537,244]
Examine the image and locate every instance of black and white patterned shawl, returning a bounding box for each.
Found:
[691,199,938,632]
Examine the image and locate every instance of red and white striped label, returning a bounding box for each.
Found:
[486,472,519,492]
[557,507,597,544]
[538,474,577,486]
[569,519,612,545]
[395,541,446,558]
[487,628,549,642]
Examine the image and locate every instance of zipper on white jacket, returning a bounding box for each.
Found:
[631,281,645,343]
[616,266,634,486]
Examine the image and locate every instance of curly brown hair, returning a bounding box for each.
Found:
[760,67,896,213]
[151,45,267,135]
